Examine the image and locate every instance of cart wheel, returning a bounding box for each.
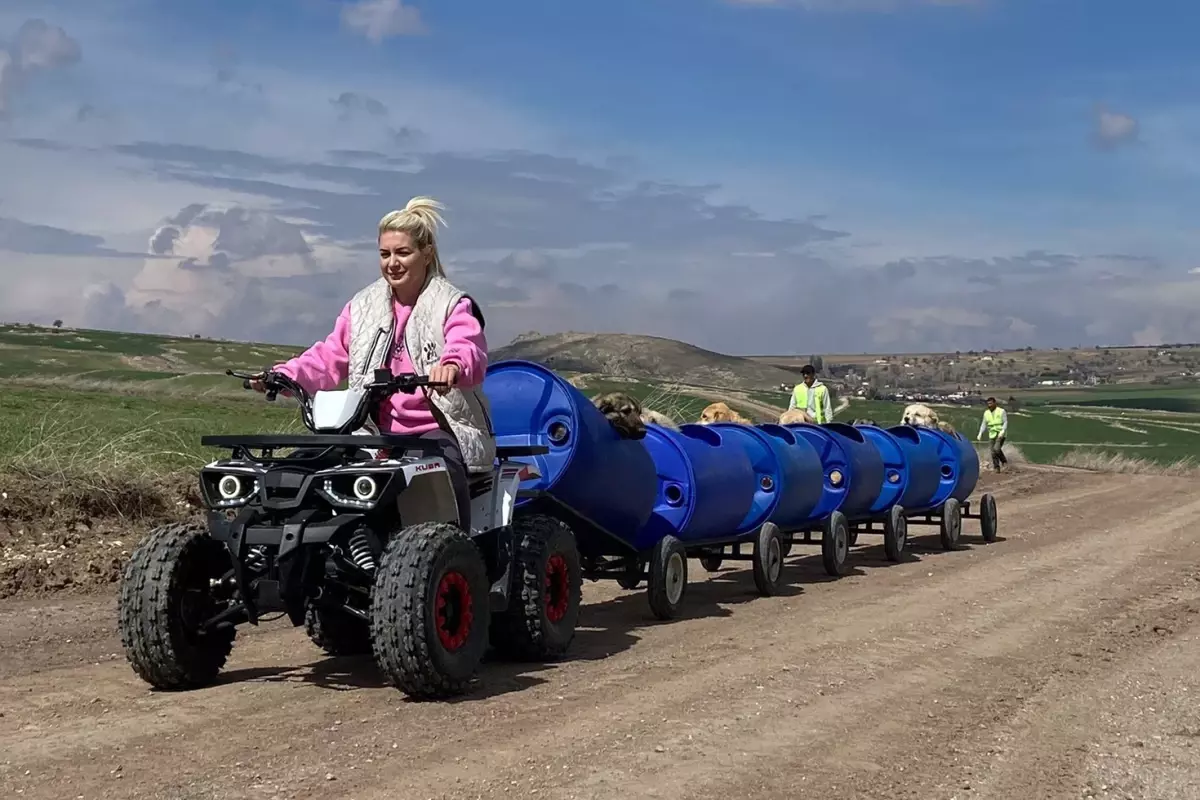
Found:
[752,523,785,596]
[647,535,688,620]
[821,512,850,577]
[883,504,907,563]
[616,558,643,590]
[979,493,998,543]
[939,497,962,551]
[698,554,723,573]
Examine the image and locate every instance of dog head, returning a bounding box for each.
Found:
[592,392,647,440]
[699,401,738,424]
[901,403,938,427]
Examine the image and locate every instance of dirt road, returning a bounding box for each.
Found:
[2,465,1198,800]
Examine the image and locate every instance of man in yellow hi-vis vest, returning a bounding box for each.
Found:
[976,396,1009,471]
[789,365,834,423]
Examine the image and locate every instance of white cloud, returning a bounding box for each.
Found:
[1092,103,1139,149]
[340,0,427,43]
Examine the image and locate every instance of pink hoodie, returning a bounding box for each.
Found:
[273,295,488,436]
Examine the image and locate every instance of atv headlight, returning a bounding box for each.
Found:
[352,475,378,501]
[200,469,259,508]
[319,471,394,510]
[218,474,243,500]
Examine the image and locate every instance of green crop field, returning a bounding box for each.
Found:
[833,399,1200,466]
[1014,384,1200,414]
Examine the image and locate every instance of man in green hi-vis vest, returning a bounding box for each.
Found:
[976,396,1009,471]
[789,364,833,423]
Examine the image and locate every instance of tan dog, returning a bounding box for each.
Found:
[900,402,939,427]
[778,408,815,425]
[699,401,753,425]
[592,392,678,439]
[937,420,958,435]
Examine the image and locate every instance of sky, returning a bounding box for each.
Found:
[0,0,1197,355]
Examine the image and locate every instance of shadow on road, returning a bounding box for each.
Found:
[206,522,1005,701]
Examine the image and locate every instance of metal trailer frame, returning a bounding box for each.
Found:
[515,489,788,623]
[842,492,999,561]
[696,510,852,581]
[512,486,998,626]
[698,490,1001,582]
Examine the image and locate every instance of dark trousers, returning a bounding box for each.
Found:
[415,428,472,530]
[989,435,1008,470]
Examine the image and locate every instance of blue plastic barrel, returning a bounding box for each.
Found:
[638,423,756,548]
[704,423,784,536]
[887,425,959,512]
[784,422,883,521]
[482,360,658,545]
[883,425,941,509]
[755,424,825,529]
[945,430,980,501]
[854,424,908,514]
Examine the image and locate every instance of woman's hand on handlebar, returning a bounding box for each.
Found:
[428,362,460,395]
[247,372,269,393]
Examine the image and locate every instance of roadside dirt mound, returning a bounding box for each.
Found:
[0,470,202,599]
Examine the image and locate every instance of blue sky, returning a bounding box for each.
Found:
[0,0,1197,354]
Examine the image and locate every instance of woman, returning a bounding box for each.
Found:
[255,196,494,530]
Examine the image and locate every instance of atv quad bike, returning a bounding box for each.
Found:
[117,367,582,699]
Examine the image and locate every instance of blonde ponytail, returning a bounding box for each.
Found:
[378,196,448,276]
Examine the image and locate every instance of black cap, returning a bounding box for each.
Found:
[800,365,815,376]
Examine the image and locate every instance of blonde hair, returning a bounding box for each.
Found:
[378,196,448,277]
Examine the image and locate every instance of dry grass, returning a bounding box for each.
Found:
[8,373,240,399]
[1052,449,1198,477]
[641,382,703,424]
[1,420,195,523]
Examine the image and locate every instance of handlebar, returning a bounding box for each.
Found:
[224,366,451,436]
[224,368,449,402]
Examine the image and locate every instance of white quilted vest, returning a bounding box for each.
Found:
[346,273,496,473]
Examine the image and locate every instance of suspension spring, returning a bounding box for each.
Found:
[245,545,268,573]
[347,530,377,573]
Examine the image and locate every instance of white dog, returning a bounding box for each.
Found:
[901,403,939,427]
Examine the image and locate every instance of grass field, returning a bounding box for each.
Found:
[1012,383,1200,413]
[2,322,1199,479]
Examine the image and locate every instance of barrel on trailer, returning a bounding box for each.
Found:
[638,423,756,549]
[482,360,658,545]
[853,424,908,515]
[944,429,981,501]
[882,425,941,510]
[884,425,958,512]
[755,424,825,529]
[704,423,826,534]
[703,423,784,536]
[784,422,883,521]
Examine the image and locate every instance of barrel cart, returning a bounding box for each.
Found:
[695,421,895,579]
[482,361,796,622]
[841,423,998,554]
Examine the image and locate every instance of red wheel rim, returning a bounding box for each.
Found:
[434,570,474,651]
[544,553,570,623]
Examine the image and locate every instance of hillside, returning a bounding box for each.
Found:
[749,343,1200,395]
[494,331,803,391]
